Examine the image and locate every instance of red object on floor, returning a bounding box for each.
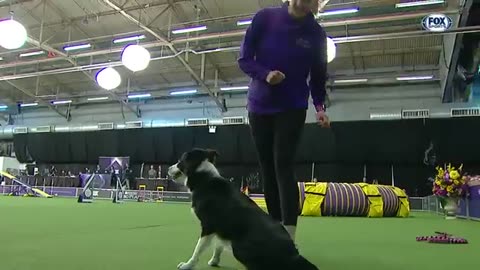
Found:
[416,232,468,244]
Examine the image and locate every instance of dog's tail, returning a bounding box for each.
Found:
[289,255,319,270]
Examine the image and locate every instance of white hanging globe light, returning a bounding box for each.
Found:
[0,19,27,50]
[96,67,121,90]
[121,44,151,72]
[326,37,336,63]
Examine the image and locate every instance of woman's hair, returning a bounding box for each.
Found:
[285,0,324,13]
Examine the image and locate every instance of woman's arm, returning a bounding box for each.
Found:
[238,9,271,82]
[309,28,328,112]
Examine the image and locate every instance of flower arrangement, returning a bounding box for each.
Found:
[432,164,469,198]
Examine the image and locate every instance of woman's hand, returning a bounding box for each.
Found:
[266,70,286,85]
[316,110,330,128]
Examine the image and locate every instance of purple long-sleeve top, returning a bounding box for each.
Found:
[238,2,328,114]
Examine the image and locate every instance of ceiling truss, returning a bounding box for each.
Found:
[0,0,471,120]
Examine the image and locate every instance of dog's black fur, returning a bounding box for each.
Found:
[170,148,318,270]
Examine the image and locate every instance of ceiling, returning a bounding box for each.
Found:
[0,0,462,115]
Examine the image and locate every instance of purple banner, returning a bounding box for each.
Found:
[469,185,480,199]
[2,185,192,203]
[42,187,78,197]
[459,185,480,219]
[0,186,12,194]
[99,157,130,172]
[80,174,112,188]
[468,185,480,218]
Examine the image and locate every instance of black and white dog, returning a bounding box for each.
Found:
[168,148,318,270]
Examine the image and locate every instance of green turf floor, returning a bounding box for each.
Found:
[0,196,477,270]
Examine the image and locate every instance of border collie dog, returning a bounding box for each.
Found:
[168,148,318,270]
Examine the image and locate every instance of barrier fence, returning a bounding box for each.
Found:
[1,175,181,191]
[409,195,480,221]
[0,185,191,203]
[1,184,479,220]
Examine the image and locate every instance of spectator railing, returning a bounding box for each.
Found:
[409,195,479,221]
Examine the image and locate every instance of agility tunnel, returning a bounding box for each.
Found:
[250,182,409,218]
[250,193,267,210]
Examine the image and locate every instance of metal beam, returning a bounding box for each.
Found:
[45,0,93,40]
[174,25,480,45]
[1,23,474,80]
[25,0,190,32]
[101,0,227,112]
[0,114,8,122]
[0,44,448,85]
[0,15,470,73]
[167,1,230,85]
[0,0,34,8]
[40,0,140,118]
[442,0,475,102]
[26,37,141,118]
[0,97,13,106]
[0,7,459,60]
[146,5,171,27]
[3,81,69,119]
[1,65,439,102]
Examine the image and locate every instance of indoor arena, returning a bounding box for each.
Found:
[0,0,479,270]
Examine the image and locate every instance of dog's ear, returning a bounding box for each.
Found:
[206,149,219,164]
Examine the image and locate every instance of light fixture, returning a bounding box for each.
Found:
[128,93,151,99]
[121,44,151,72]
[113,34,146,44]
[20,102,38,107]
[19,51,44,57]
[317,7,359,17]
[52,100,72,105]
[172,25,207,34]
[334,79,368,84]
[209,125,216,133]
[170,89,198,96]
[370,113,402,120]
[81,125,98,131]
[64,43,91,51]
[0,19,27,50]
[396,75,434,81]
[331,36,352,43]
[87,96,109,101]
[0,57,3,61]
[95,67,122,90]
[220,86,249,91]
[395,0,444,8]
[195,47,239,54]
[237,20,252,26]
[54,127,70,132]
[0,105,7,110]
[326,37,336,63]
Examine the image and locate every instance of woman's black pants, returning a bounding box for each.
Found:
[248,109,306,226]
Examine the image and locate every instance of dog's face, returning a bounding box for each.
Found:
[168,148,219,186]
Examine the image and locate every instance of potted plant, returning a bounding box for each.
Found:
[432,164,469,219]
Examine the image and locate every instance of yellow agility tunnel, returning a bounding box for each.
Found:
[249,182,410,218]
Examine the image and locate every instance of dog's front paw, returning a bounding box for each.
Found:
[207,257,220,267]
[177,261,194,270]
